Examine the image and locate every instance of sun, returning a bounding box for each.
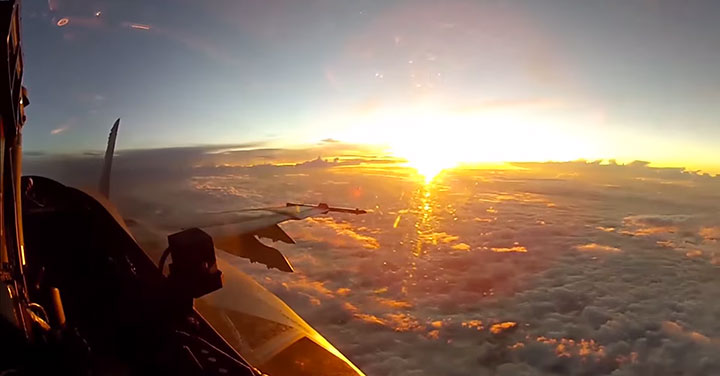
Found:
[413,161,448,183]
[384,111,484,183]
[395,145,459,183]
[330,100,599,182]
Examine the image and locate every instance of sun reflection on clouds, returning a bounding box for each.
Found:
[490,246,528,253]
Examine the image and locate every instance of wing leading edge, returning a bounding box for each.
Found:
[198,203,365,272]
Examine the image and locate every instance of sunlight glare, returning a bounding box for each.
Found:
[331,100,600,182]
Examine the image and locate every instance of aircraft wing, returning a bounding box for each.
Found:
[194,203,365,272]
[92,119,367,374]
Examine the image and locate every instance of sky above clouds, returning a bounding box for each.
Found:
[24,145,720,375]
[18,0,720,173]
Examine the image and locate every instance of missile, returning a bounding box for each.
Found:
[285,202,367,215]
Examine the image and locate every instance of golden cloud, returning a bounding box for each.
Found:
[491,246,528,253]
[451,243,471,251]
[420,232,460,245]
[298,217,380,249]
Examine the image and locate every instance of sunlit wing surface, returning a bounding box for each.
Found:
[195,206,329,272]
[195,250,365,376]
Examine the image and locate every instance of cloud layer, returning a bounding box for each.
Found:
[25,150,720,375]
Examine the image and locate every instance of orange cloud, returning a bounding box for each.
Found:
[700,227,720,242]
[661,321,714,345]
[534,337,606,359]
[490,321,518,334]
[281,277,334,298]
[712,254,720,266]
[575,243,621,252]
[508,342,525,350]
[336,287,352,296]
[385,313,422,332]
[374,297,413,309]
[461,320,483,331]
[621,227,677,236]
[343,302,359,312]
[353,312,422,332]
[596,226,616,232]
[303,217,380,249]
[620,215,689,237]
[354,313,386,326]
